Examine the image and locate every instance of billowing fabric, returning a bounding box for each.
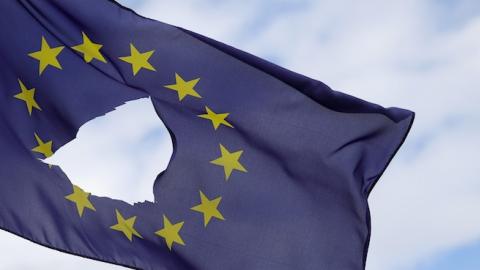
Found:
[0,1,414,269]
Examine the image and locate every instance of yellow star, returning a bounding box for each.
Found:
[191,191,225,227]
[119,43,155,75]
[28,36,64,75]
[164,73,202,101]
[155,215,185,250]
[32,133,53,158]
[71,32,106,63]
[198,106,233,130]
[110,209,143,241]
[14,79,41,116]
[210,144,247,180]
[65,185,96,217]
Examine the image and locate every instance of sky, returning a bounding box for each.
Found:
[1,0,480,269]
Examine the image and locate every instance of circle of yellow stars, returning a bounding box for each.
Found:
[19,32,248,252]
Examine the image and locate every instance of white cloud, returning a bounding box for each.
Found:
[46,97,173,204]
[368,123,480,270]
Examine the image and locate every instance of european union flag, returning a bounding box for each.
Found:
[0,0,414,269]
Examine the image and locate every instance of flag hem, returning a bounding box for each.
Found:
[361,112,415,269]
[0,224,139,269]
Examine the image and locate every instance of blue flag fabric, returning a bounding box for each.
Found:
[0,1,414,269]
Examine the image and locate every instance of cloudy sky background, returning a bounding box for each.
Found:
[1,0,480,269]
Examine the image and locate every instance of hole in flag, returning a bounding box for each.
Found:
[46,97,173,204]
